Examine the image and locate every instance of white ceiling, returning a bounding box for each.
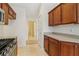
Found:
[10,3,41,18]
[10,3,59,19]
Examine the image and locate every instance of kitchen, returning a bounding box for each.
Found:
[0,3,79,56]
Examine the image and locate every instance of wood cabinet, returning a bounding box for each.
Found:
[8,4,16,19]
[75,44,79,56]
[48,12,54,26]
[44,35,49,53]
[0,3,16,25]
[60,41,79,56]
[61,4,76,24]
[0,3,1,8]
[2,3,9,25]
[48,3,79,26]
[53,5,61,25]
[13,12,16,19]
[44,35,79,56]
[60,41,75,56]
[77,4,79,23]
[49,37,59,56]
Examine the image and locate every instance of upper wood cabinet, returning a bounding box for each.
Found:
[8,4,16,19]
[48,12,54,26]
[0,3,1,8]
[2,3,9,25]
[77,4,79,23]
[48,3,79,26]
[61,4,76,24]
[0,3,16,25]
[53,5,61,25]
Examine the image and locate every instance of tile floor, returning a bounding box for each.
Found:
[17,40,47,56]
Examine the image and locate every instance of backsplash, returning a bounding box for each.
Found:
[53,24,79,35]
[0,20,16,36]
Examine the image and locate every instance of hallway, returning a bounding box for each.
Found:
[17,40,47,56]
[16,19,47,56]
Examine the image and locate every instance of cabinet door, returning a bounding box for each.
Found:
[60,41,75,56]
[49,38,59,56]
[62,3,76,24]
[13,11,16,19]
[75,44,79,56]
[0,3,2,8]
[48,11,54,26]
[8,4,16,19]
[77,4,79,23]
[44,35,49,53]
[2,3,9,25]
[53,5,61,25]
[8,5,13,19]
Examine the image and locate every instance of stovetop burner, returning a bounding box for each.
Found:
[0,39,14,51]
[0,40,8,45]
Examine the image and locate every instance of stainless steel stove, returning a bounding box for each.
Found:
[0,38,17,56]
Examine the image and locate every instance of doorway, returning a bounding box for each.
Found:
[27,21,38,44]
[28,21,35,39]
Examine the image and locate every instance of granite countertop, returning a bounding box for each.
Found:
[0,35,17,39]
[44,32,79,43]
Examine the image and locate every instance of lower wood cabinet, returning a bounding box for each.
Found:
[44,35,79,56]
[60,41,75,56]
[44,35,49,53]
[75,44,79,56]
[49,38,59,56]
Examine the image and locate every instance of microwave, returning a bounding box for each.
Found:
[0,8,5,24]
